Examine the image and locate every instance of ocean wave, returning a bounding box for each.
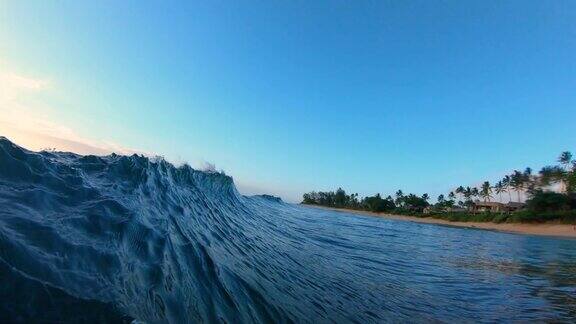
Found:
[1,136,575,323]
[0,137,292,323]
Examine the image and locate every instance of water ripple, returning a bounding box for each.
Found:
[1,137,576,323]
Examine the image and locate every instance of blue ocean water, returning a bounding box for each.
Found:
[0,136,575,323]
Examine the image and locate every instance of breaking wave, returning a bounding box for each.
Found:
[1,137,575,323]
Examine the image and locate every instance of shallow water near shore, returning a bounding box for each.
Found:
[1,137,576,323]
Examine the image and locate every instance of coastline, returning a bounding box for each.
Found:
[303,204,576,238]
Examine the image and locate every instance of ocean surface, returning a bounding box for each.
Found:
[1,137,575,323]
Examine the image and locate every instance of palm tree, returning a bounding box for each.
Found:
[422,193,430,204]
[559,151,573,170]
[524,167,533,184]
[538,152,574,193]
[494,181,504,202]
[539,165,564,186]
[510,170,524,202]
[437,194,445,204]
[463,187,472,202]
[395,190,404,207]
[480,181,493,202]
[522,167,542,197]
[455,186,467,207]
[570,166,576,194]
[502,175,512,202]
[446,191,456,208]
[471,187,479,200]
[558,151,573,193]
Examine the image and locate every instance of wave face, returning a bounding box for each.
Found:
[1,137,576,323]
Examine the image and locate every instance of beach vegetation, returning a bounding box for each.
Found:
[302,150,576,224]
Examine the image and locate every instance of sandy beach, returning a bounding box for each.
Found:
[304,205,576,238]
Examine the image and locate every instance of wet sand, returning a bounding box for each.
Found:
[304,205,576,238]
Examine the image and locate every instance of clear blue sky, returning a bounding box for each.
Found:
[1,1,575,202]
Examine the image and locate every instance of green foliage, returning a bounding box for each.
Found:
[492,213,509,223]
[539,151,576,194]
[301,151,576,224]
[526,191,570,212]
[303,188,441,213]
[508,210,576,223]
[363,193,396,212]
[480,181,492,202]
[426,210,576,224]
[302,188,362,209]
[334,188,347,207]
[425,212,503,223]
[402,194,429,210]
[568,170,576,194]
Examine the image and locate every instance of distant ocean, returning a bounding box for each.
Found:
[1,137,575,323]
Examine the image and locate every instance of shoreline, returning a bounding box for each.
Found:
[303,205,576,238]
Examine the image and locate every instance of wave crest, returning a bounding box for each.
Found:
[0,137,289,323]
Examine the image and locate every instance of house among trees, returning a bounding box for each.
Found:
[472,201,505,212]
[472,201,526,213]
[302,151,572,221]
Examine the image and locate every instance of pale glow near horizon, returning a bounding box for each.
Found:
[0,68,140,156]
[0,66,297,200]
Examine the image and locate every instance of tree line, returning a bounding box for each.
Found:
[442,151,576,212]
[302,151,576,215]
[302,189,429,213]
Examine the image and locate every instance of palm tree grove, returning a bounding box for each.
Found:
[302,151,576,223]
